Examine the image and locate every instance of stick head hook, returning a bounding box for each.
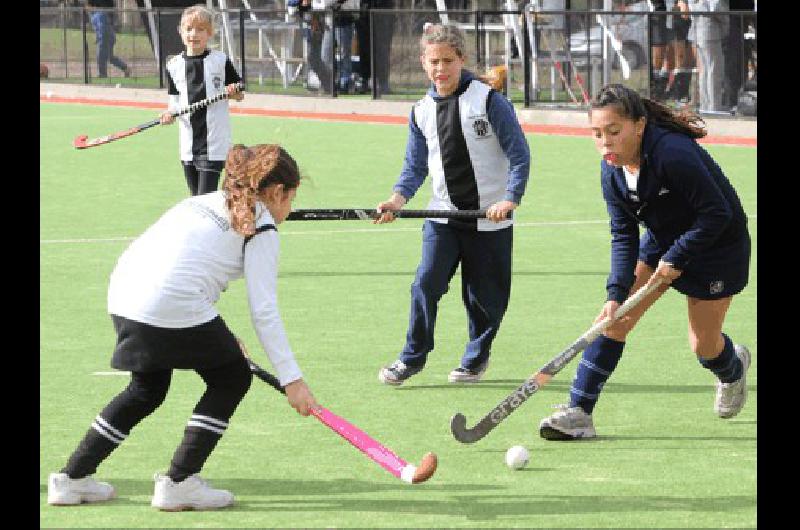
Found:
[411,452,438,484]
[450,413,473,442]
[73,135,89,149]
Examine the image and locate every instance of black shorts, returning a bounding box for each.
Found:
[638,231,751,300]
[110,315,243,372]
[672,16,691,41]
[650,16,672,46]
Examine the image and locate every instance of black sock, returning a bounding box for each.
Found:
[676,71,692,99]
[167,421,225,483]
[62,417,126,479]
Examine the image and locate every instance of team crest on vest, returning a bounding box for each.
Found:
[709,280,724,295]
[213,76,222,90]
[472,118,490,138]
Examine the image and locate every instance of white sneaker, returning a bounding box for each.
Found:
[151,473,234,511]
[539,405,596,440]
[47,472,116,505]
[715,344,752,419]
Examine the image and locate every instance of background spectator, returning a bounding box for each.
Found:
[688,0,730,112]
[87,0,131,78]
[723,0,755,109]
[356,0,395,94]
[322,2,358,93]
[648,0,671,101]
[666,0,693,103]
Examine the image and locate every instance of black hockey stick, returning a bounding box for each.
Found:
[450,279,664,443]
[286,209,513,221]
[73,82,244,149]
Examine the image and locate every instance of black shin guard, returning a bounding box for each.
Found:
[167,426,223,483]
[61,371,171,479]
[62,428,119,479]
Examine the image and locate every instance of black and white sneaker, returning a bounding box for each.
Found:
[378,360,423,386]
[448,360,489,383]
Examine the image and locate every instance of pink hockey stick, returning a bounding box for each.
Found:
[237,339,437,484]
[311,406,437,484]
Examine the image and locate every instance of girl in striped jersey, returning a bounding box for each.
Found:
[47,144,318,511]
[160,5,244,196]
[375,23,530,386]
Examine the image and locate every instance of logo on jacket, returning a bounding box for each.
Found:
[213,76,222,90]
[472,118,490,137]
[658,187,670,196]
[709,280,725,295]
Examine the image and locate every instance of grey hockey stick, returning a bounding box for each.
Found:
[450,278,664,443]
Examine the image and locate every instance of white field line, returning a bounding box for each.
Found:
[39,220,609,243]
[40,214,757,244]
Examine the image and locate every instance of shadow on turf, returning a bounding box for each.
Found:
[226,491,755,520]
[397,380,758,395]
[41,478,505,506]
[39,482,755,521]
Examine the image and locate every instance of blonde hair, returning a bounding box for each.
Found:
[179,4,215,34]
[222,144,301,236]
[419,23,467,58]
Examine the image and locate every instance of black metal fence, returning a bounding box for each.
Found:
[39,3,756,115]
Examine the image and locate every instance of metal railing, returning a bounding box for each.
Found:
[39,4,756,115]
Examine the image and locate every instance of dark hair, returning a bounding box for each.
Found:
[590,84,706,139]
[222,144,300,235]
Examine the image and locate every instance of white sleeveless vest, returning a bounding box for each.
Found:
[413,80,512,231]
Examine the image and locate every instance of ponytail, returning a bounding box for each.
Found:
[222,144,300,236]
[590,83,706,139]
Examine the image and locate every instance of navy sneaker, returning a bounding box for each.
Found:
[448,360,489,383]
[378,360,423,386]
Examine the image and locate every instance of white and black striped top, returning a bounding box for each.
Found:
[166,50,242,161]
[397,75,530,231]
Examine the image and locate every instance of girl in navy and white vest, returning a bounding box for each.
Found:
[375,23,530,386]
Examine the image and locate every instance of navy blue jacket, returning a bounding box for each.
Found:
[602,122,749,303]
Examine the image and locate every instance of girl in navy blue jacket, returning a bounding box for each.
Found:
[540,84,752,441]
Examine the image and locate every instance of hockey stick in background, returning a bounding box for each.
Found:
[237,339,438,484]
[450,278,664,443]
[596,14,631,79]
[287,209,513,221]
[556,29,591,104]
[73,82,244,149]
[536,27,581,105]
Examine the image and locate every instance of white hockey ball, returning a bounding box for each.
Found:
[505,445,530,470]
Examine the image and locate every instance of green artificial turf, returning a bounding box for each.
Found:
[40,102,756,528]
